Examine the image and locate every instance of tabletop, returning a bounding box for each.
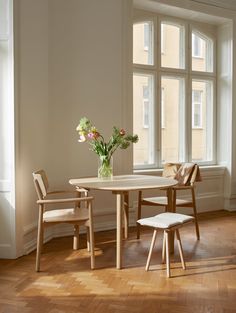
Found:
[69,174,177,191]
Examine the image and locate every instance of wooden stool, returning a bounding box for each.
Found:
[137,212,194,277]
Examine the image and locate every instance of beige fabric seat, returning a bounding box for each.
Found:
[32,169,95,272]
[137,212,194,277]
[137,163,201,240]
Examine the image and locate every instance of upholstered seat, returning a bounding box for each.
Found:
[137,212,194,277]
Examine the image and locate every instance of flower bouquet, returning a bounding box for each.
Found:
[76,117,139,179]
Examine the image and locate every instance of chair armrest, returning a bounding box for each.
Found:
[76,187,89,193]
[47,190,78,195]
[173,185,193,190]
[37,196,93,204]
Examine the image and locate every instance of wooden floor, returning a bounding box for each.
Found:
[0,210,236,313]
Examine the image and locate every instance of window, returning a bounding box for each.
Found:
[144,23,150,51]
[0,0,13,181]
[192,33,203,58]
[133,21,153,65]
[161,88,165,128]
[192,31,213,72]
[133,16,215,168]
[143,86,149,128]
[192,90,202,128]
[161,21,185,69]
[133,73,155,166]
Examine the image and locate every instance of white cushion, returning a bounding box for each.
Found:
[137,212,194,229]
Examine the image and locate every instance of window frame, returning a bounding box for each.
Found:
[133,12,216,169]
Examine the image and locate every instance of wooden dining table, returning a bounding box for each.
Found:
[69,174,177,269]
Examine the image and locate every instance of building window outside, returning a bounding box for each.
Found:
[144,23,149,51]
[192,33,203,58]
[161,88,165,128]
[133,14,215,169]
[143,85,149,128]
[192,90,202,128]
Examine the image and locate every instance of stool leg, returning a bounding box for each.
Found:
[165,230,171,278]
[137,191,142,239]
[73,225,80,250]
[145,229,158,271]
[162,232,166,264]
[192,188,200,240]
[176,229,186,270]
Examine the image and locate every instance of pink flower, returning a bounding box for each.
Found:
[120,129,126,136]
[88,131,100,139]
[88,132,94,139]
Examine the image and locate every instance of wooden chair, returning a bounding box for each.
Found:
[32,169,95,272]
[137,163,201,240]
[137,212,194,277]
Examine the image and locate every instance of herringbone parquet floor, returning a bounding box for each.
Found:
[0,210,236,313]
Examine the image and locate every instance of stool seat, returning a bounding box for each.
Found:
[137,212,194,277]
[138,212,193,229]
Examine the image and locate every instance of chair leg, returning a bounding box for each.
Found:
[123,193,129,239]
[36,206,44,272]
[137,191,142,239]
[176,229,186,270]
[73,225,80,250]
[165,230,171,278]
[162,231,166,264]
[145,229,158,271]
[86,227,90,252]
[173,189,177,213]
[89,224,95,269]
[88,202,95,269]
[191,188,200,240]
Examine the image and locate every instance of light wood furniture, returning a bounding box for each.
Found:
[137,212,194,277]
[69,175,177,269]
[32,169,95,272]
[137,163,201,240]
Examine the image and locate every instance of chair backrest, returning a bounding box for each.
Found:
[162,163,201,186]
[32,169,49,200]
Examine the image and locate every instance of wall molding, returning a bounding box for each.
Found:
[190,0,236,11]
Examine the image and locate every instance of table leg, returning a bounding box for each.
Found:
[167,188,175,253]
[116,193,123,269]
[123,193,129,239]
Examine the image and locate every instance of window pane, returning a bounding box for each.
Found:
[133,73,155,166]
[192,80,213,162]
[192,31,213,72]
[133,22,153,65]
[161,77,185,163]
[161,22,185,69]
[192,90,202,128]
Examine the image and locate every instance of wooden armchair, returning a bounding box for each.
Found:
[32,169,95,271]
[137,163,201,240]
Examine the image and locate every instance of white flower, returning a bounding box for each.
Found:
[78,134,86,142]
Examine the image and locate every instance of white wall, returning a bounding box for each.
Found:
[12,0,133,257]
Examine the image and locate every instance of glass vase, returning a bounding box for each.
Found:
[98,155,113,179]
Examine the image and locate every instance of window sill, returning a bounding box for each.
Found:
[133,164,226,178]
